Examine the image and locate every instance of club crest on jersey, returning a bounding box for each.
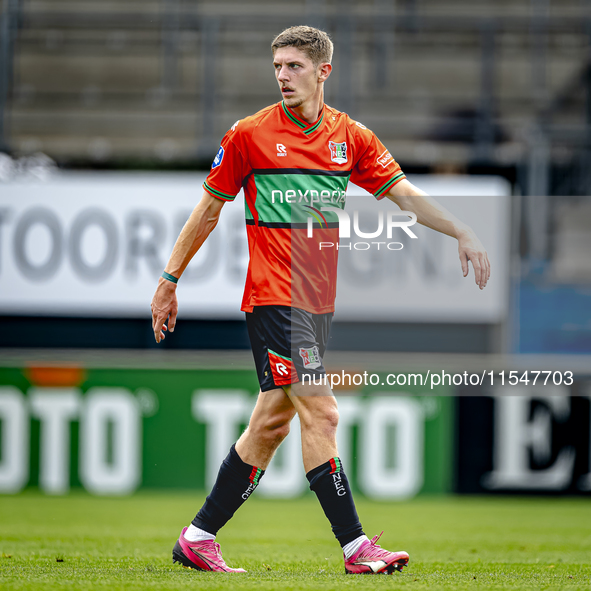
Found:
[299,346,322,370]
[329,141,348,165]
[212,146,224,169]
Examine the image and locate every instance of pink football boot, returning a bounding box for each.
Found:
[344,532,409,574]
[172,527,246,573]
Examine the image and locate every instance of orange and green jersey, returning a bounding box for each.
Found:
[204,101,406,314]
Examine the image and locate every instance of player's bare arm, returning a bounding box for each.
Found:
[151,191,225,343]
[386,179,491,290]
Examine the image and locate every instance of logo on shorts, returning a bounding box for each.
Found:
[268,349,297,385]
[299,346,322,370]
[212,146,224,169]
[329,141,348,164]
[377,149,394,168]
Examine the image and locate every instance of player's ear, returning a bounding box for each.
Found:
[318,62,332,82]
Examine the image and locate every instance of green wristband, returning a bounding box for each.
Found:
[161,271,178,284]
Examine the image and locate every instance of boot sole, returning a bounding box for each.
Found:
[172,540,206,571]
[345,557,408,575]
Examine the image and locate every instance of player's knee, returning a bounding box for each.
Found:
[301,404,339,435]
[322,406,340,434]
[268,420,291,443]
[252,410,293,444]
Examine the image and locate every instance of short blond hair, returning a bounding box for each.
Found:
[271,25,333,67]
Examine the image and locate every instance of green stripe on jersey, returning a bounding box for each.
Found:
[282,102,307,129]
[282,102,324,135]
[375,172,406,197]
[204,182,236,201]
[253,173,350,225]
[304,112,324,135]
[244,196,255,222]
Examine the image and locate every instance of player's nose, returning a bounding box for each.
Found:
[277,65,290,81]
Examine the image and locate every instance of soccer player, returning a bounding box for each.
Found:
[151,25,490,575]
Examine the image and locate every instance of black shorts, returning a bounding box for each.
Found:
[245,305,333,392]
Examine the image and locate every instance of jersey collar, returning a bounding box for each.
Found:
[281,102,325,136]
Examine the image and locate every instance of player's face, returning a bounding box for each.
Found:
[273,46,326,110]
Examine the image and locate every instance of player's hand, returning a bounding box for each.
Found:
[457,229,490,290]
[151,277,179,343]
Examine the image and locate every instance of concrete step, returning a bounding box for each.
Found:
[24,0,590,18]
[13,46,586,98]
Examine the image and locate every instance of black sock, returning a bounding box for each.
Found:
[306,457,364,547]
[192,444,264,535]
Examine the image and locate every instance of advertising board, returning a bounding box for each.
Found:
[0,173,509,322]
[0,364,453,498]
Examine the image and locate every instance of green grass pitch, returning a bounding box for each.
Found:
[0,491,590,590]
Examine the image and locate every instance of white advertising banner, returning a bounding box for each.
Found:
[0,172,510,322]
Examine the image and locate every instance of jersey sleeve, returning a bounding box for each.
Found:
[349,122,406,200]
[203,123,249,202]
